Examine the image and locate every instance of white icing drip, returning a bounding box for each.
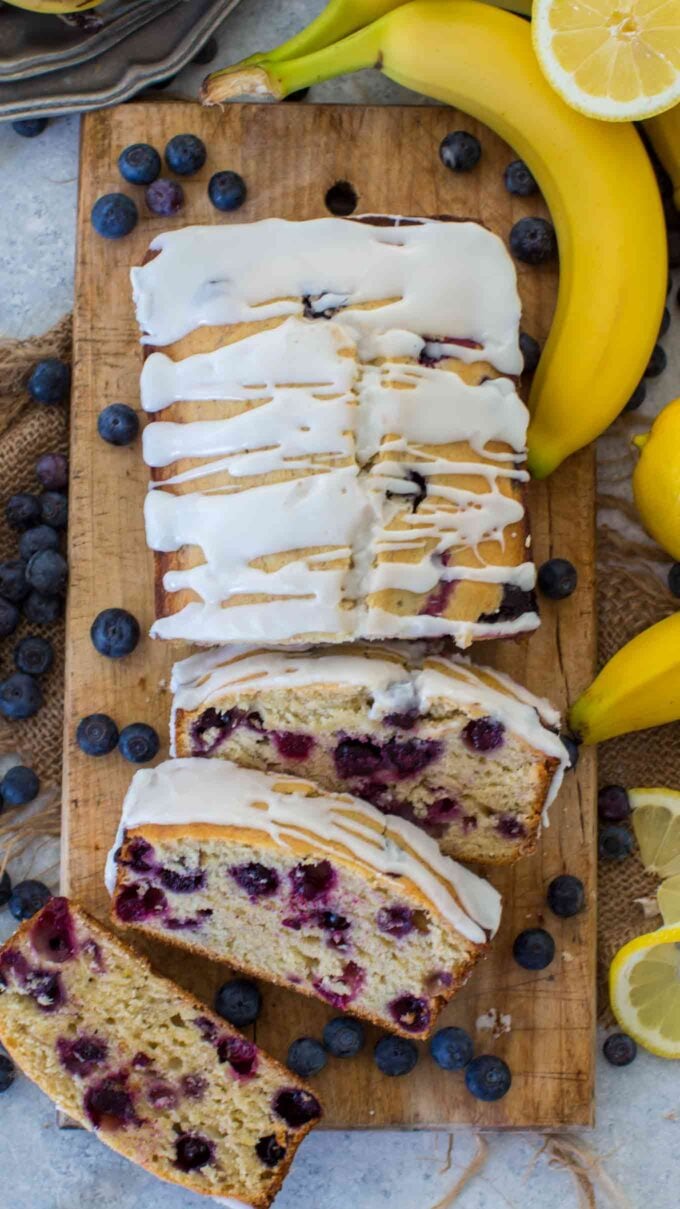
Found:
[131,217,522,374]
[105,758,502,944]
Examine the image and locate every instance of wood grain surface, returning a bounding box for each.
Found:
[64,101,596,1129]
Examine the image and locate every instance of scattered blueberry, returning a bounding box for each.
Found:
[90,608,140,659]
[0,561,27,604]
[322,1017,365,1058]
[599,824,633,860]
[430,1026,473,1071]
[208,170,247,212]
[1,765,40,807]
[12,118,48,138]
[0,672,43,719]
[645,344,667,378]
[537,558,577,600]
[145,178,184,217]
[8,879,52,920]
[118,722,159,764]
[27,358,70,406]
[0,1054,15,1093]
[98,405,139,450]
[91,193,138,239]
[23,591,62,625]
[14,635,54,677]
[5,493,41,531]
[287,1037,327,1078]
[25,550,67,595]
[561,734,580,769]
[546,874,585,918]
[659,307,671,338]
[192,35,218,64]
[669,562,680,598]
[0,599,19,638]
[19,525,59,562]
[603,1032,637,1066]
[0,871,11,908]
[509,216,557,265]
[374,1035,418,1077]
[439,131,481,173]
[503,159,538,196]
[40,491,68,530]
[623,381,646,413]
[513,927,555,970]
[598,785,630,823]
[465,1054,512,1101]
[35,452,68,491]
[118,143,161,186]
[519,331,541,374]
[214,978,262,1028]
[165,133,207,176]
[76,713,119,757]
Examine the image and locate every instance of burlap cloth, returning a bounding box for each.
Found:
[0,315,676,1020]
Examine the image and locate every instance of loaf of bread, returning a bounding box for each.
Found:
[171,644,567,865]
[0,898,321,1206]
[107,759,502,1038]
[131,216,538,648]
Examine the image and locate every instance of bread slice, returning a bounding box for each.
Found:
[171,645,567,865]
[0,898,321,1206]
[107,759,502,1039]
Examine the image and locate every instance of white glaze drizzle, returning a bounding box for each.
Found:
[105,758,501,944]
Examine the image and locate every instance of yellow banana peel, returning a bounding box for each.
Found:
[646,106,680,212]
[3,0,103,12]
[631,396,680,562]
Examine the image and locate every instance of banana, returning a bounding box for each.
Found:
[646,106,680,211]
[202,0,666,480]
[569,612,680,745]
[3,0,103,12]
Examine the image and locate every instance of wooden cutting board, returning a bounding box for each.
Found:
[64,100,596,1130]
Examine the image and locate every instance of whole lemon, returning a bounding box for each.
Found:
[632,396,680,561]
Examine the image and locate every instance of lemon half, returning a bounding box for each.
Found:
[533,0,680,121]
[630,787,680,878]
[610,924,680,1056]
[658,874,680,924]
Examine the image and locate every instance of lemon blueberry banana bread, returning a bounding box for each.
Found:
[107,759,502,1038]
[131,216,538,647]
[171,644,568,864]
[0,898,321,1206]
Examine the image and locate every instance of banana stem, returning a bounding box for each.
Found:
[237,0,413,69]
[632,433,650,451]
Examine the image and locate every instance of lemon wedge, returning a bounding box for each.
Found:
[532,0,680,121]
[658,874,680,924]
[610,924,680,1056]
[630,787,680,877]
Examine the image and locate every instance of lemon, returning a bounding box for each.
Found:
[610,924,680,1056]
[630,787,680,877]
[632,397,680,561]
[532,0,680,121]
[658,874,680,924]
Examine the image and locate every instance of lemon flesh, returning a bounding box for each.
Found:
[631,787,680,877]
[610,925,680,1056]
[658,874,680,924]
[533,0,680,120]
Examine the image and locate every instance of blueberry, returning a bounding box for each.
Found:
[598,785,630,823]
[465,1054,512,1101]
[90,608,140,659]
[230,862,280,899]
[12,118,48,138]
[546,874,585,918]
[91,193,138,239]
[561,733,580,769]
[509,216,557,265]
[0,561,27,605]
[512,927,555,970]
[598,824,633,860]
[0,598,20,638]
[35,452,68,491]
[174,1132,214,1172]
[192,35,218,64]
[40,491,68,530]
[14,635,54,676]
[645,344,667,378]
[27,357,70,406]
[0,673,43,719]
[6,492,41,531]
[439,131,481,173]
[462,717,505,752]
[1,765,40,807]
[8,879,52,921]
[669,563,680,598]
[255,1134,286,1167]
[623,381,646,413]
[145,179,184,217]
[272,1087,321,1127]
[118,143,161,186]
[0,1054,15,1093]
[214,978,262,1027]
[519,331,541,374]
[19,525,59,561]
[118,722,159,764]
[208,171,247,212]
[503,159,538,196]
[430,1026,473,1071]
[26,550,67,596]
[287,1037,327,1078]
[0,871,11,908]
[322,1017,365,1058]
[23,591,62,625]
[164,133,207,176]
[537,558,577,600]
[374,1034,418,1077]
[97,403,139,446]
[659,307,671,338]
[603,1032,636,1066]
[76,713,119,757]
